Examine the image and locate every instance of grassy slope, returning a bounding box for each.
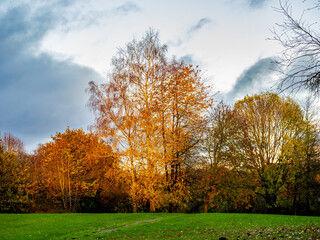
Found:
[0,213,319,239]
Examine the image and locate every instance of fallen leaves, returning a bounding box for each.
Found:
[162,225,320,239]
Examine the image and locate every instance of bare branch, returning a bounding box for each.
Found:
[271,0,320,95]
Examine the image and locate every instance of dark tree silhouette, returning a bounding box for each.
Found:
[271,0,320,95]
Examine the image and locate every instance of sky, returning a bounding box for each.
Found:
[0,0,318,152]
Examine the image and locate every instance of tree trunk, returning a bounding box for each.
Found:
[204,202,208,213]
[169,203,174,213]
[150,200,156,213]
[129,139,137,213]
[293,182,297,215]
[132,203,137,213]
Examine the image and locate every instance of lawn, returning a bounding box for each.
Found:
[0,213,319,239]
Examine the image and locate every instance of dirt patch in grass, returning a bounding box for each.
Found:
[96,218,160,234]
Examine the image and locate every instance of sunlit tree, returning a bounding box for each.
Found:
[88,29,212,212]
[34,128,117,212]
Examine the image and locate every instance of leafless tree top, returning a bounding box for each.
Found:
[271,0,320,95]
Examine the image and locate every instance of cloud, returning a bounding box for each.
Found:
[0,4,103,152]
[167,18,212,48]
[188,18,212,34]
[248,0,267,8]
[224,57,277,102]
[179,55,194,65]
[113,2,140,15]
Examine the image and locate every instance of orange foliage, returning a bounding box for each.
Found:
[33,128,117,212]
[87,30,213,212]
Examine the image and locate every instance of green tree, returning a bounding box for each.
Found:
[232,92,305,212]
[283,98,320,214]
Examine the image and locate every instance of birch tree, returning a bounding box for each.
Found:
[88,29,213,212]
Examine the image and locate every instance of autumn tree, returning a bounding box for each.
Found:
[231,92,305,211]
[272,0,320,95]
[88,30,167,212]
[200,102,233,212]
[34,128,117,212]
[1,133,24,155]
[87,29,212,212]
[0,134,30,213]
[196,102,255,213]
[188,165,256,213]
[157,61,212,212]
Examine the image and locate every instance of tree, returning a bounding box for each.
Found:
[34,128,117,212]
[1,133,24,155]
[203,101,237,168]
[300,98,320,213]
[272,0,320,95]
[88,29,168,212]
[284,97,320,214]
[232,92,305,211]
[0,134,30,213]
[196,102,256,213]
[189,164,256,213]
[159,61,212,212]
[87,29,212,212]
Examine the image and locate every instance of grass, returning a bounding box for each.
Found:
[0,213,319,239]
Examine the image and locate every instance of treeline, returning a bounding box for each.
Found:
[1,93,319,214]
[1,30,320,214]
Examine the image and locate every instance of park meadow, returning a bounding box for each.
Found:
[0,213,320,239]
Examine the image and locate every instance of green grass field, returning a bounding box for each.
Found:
[0,213,319,239]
